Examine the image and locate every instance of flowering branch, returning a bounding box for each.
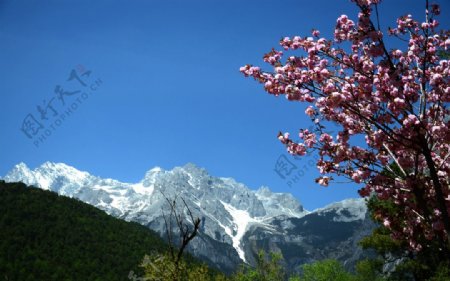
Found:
[241,0,450,254]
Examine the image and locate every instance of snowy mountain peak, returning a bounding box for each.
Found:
[4,162,91,193]
[15,162,29,169]
[255,186,272,197]
[2,162,367,266]
[38,162,90,180]
[3,162,35,186]
[178,162,210,179]
[255,186,307,218]
[314,198,367,222]
[9,162,31,174]
[142,166,165,184]
[2,162,310,260]
[149,166,164,173]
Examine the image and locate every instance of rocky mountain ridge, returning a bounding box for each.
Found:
[2,162,373,272]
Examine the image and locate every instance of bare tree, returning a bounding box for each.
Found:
[160,192,201,281]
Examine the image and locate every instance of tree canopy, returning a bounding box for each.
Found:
[241,0,450,259]
[0,181,167,280]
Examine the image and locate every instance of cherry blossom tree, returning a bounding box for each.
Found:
[241,0,450,256]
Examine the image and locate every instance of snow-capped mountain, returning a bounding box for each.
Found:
[2,162,372,273]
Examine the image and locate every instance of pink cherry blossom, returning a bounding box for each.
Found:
[241,1,450,254]
[305,106,315,116]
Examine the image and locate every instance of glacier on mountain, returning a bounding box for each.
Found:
[2,162,311,259]
[2,162,370,273]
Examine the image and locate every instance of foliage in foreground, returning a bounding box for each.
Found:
[140,247,450,281]
[140,250,387,281]
[360,195,450,281]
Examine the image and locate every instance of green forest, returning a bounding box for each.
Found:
[0,180,170,280]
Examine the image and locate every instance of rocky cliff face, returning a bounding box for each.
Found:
[242,199,375,273]
[2,162,373,273]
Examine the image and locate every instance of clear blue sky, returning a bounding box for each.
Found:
[1,0,449,210]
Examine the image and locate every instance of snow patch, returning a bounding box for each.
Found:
[314,198,367,222]
[186,172,199,189]
[149,167,163,173]
[220,201,256,263]
[91,184,127,196]
[110,194,126,211]
[34,173,51,190]
[132,182,154,196]
[41,162,90,183]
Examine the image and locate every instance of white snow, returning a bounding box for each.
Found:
[132,182,154,196]
[96,200,110,210]
[313,198,367,222]
[134,200,149,213]
[33,173,51,190]
[110,194,126,211]
[149,167,163,173]
[91,184,127,196]
[186,172,198,189]
[255,186,309,218]
[42,162,90,183]
[220,201,256,263]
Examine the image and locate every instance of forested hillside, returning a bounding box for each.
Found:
[0,180,168,281]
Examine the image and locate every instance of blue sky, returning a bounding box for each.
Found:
[1,0,449,210]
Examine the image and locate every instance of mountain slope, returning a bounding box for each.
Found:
[2,162,373,273]
[242,199,375,272]
[0,180,170,281]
